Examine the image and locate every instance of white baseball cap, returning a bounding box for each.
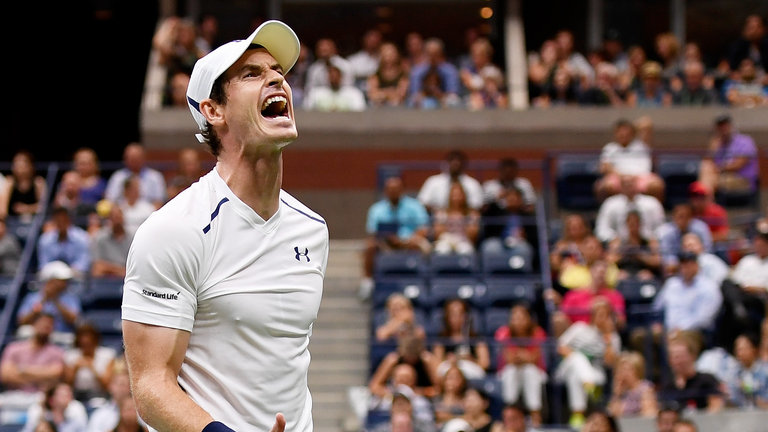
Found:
[39,261,74,282]
[186,20,300,139]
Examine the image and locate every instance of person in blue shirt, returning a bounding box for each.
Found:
[37,206,91,277]
[361,175,431,299]
[17,260,82,336]
[655,203,713,276]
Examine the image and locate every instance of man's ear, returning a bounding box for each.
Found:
[200,99,225,127]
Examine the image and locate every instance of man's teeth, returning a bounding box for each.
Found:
[262,96,287,112]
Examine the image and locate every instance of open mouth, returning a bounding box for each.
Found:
[261,96,289,119]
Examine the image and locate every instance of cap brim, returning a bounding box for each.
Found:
[250,20,301,74]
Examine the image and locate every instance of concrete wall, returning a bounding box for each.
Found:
[143,107,768,239]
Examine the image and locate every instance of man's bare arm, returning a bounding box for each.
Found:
[122,320,214,432]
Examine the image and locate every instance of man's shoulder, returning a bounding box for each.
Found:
[280,190,327,226]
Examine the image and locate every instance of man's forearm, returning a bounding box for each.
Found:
[132,373,214,432]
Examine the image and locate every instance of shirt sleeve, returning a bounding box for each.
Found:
[121,212,202,332]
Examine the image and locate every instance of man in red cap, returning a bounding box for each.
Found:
[688,181,729,242]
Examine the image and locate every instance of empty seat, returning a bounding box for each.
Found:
[655,154,700,209]
[426,277,487,310]
[374,251,427,278]
[371,277,429,309]
[427,252,479,277]
[615,277,660,305]
[82,277,124,310]
[483,307,511,337]
[554,155,601,211]
[481,249,533,276]
[483,276,539,308]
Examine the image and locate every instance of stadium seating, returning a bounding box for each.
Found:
[426,252,479,277]
[374,251,428,278]
[480,248,533,276]
[81,277,125,310]
[655,154,700,209]
[371,277,429,310]
[482,276,539,308]
[426,276,486,310]
[554,154,601,211]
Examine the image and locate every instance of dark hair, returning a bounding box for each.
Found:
[614,118,635,132]
[446,149,468,162]
[439,298,477,338]
[74,322,101,348]
[499,158,518,170]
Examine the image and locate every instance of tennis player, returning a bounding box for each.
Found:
[121,20,328,432]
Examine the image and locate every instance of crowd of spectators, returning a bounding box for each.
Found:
[149,14,767,111]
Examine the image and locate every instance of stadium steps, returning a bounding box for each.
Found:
[308,240,370,432]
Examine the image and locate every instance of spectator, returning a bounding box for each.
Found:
[37,206,91,276]
[466,63,509,110]
[0,312,65,395]
[626,61,672,107]
[655,203,713,274]
[70,147,107,207]
[687,181,729,242]
[673,419,699,432]
[680,232,729,287]
[555,29,594,84]
[166,147,205,200]
[606,210,662,282]
[527,40,561,102]
[655,402,681,432]
[304,38,354,96]
[286,42,313,108]
[118,175,156,237]
[152,17,206,108]
[652,251,722,336]
[482,158,536,214]
[554,298,620,430]
[195,13,220,54]
[86,363,136,432]
[595,119,665,203]
[408,38,461,108]
[671,60,719,106]
[371,384,437,432]
[556,235,616,294]
[303,59,367,111]
[655,32,683,82]
[63,322,117,404]
[634,114,655,147]
[165,70,191,108]
[602,29,629,72]
[375,293,428,343]
[577,61,625,106]
[112,395,149,432]
[89,204,132,278]
[53,171,96,231]
[554,259,626,334]
[718,333,768,408]
[460,386,499,432]
[431,365,467,428]
[495,404,538,432]
[369,334,441,401]
[617,45,648,94]
[20,381,88,432]
[17,260,82,336]
[699,114,760,195]
[404,32,427,70]
[581,410,620,432]
[548,214,593,275]
[0,150,47,222]
[347,28,383,93]
[658,330,724,412]
[367,42,410,108]
[360,175,431,298]
[606,351,658,418]
[431,298,490,380]
[478,185,534,265]
[0,217,22,275]
[494,303,547,426]
[595,174,665,244]
[432,183,481,255]
[721,224,768,339]
[722,58,768,107]
[726,14,768,74]
[417,150,484,214]
[104,143,167,209]
[459,38,505,104]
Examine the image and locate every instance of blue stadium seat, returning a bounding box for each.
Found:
[371,277,429,309]
[480,248,533,276]
[80,309,123,336]
[374,251,427,278]
[483,307,511,337]
[554,154,601,211]
[426,277,486,310]
[615,277,660,306]
[655,154,700,209]
[368,341,398,375]
[426,252,479,277]
[467,376,504,418]
[82,277,124,310]
[482,276,539,308]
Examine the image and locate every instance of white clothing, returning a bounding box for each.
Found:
[122,168,329,432]
[347,50,380,81]
[119,199,156,236]
[63,346,117,397]
[304,56,354,94]
[731,254,768,290]
[21,399,88,432]
[482,177,537,207]
[104,167,167,205]
[303,86,367,112]
[499,363,547,411]
[594,193,665,242]
[599,139,652,175]
[417,173,484,211]
[86,402,119,432]
[697,252,729,286]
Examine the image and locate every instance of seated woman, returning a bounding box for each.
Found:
[431,298,490,380]
[375,292,427,343]
[606,351,658,418]
[431,364,467,428]
[432,182,481,255]
[369,332,441,400]
[367,42,409,107]
[63,322,117,404]
[606,210,662,281]
[493,303,547,427]
[0,150,47,223]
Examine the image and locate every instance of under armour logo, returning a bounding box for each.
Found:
[294,247,310,262]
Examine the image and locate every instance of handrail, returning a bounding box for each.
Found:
[0,163,59,349]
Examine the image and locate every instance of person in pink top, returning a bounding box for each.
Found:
[0,313,65,394]
[560,260,626,329]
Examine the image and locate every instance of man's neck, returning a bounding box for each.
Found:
[216,146,283,221]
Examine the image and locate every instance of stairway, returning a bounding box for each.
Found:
[309,240,371,432]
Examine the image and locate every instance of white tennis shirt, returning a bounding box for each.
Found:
[121,167,328,432]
